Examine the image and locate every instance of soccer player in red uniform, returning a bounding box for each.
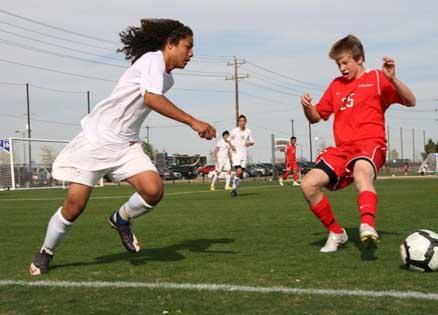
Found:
[279,136,300,186]
[300,35,416,252]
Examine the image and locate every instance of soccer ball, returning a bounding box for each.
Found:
[400,230,438,272]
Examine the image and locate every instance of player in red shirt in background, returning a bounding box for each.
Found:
[279,136,300,186]
[300,35,416,253]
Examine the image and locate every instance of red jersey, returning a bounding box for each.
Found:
[316,69,401,146]
[285,144,296,162]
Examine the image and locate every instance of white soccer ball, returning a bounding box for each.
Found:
[400,230,438,272]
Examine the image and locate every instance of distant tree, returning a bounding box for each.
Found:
[142,140,156,161]
[388,149,399,160]
[40,145,57,165]
[421,138,437,160]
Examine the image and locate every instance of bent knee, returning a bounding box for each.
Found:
[138,183,164,206]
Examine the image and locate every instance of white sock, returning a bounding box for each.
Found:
[118,192,153,220]
[42,207,72,255]
[211,173,218,186]
[225,173,231,186]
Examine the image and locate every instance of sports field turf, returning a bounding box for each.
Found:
[1,177,437,314]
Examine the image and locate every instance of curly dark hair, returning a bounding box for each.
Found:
[118,19,193,63]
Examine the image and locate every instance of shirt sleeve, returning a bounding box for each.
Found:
[139,54,166,96]
[377,70,402,108]
[247,130,254,144]
[315,82,334,120]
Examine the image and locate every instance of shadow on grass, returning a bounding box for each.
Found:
[51,238,235,269]
[232,192,260,197]
[310,228,401,261]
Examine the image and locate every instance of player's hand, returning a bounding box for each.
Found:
[382,56,396,81]
[300,93,313,108]
[191,120,216,140]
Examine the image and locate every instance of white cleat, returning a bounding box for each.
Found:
[279,178,284,186]
[359,223,379,247]
[320,229,348,253]
[293,181,300,186]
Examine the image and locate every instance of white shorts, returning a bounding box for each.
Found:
[232,153,247,169]
[216,159,231,172]
[52,132,157,187]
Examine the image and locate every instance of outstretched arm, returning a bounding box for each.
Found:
[144,92,216,139]
[301,93,321,123]
[382,57,416,107]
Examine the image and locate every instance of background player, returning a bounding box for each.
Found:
[228,115,254,197]
[210,130,233,191]
[279,136,300,186]
[29,19,216,275]
[300,35,416,253]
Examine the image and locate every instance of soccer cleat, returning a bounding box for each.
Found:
[29,249,53,276]
[224,184,232,191]
[320,229,348,253]
[279,177,284,186]
[359,223,379,247]
[293,181,300,186]
[108,214,140,253]
[231,189,238,197]
[210,185,215,191]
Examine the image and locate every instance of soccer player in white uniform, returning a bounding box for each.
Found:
[210,130,232,191]
[29,19,216,275]
[228,115,254,197]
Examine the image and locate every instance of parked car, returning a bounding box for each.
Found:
[244,164,258,177]
[169,165,198,179]
[197,164,216,176]
[158,167,182,180]
[298,161,315,175]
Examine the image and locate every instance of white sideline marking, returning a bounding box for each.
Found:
[0,184,277,202]
[1,280,438,300]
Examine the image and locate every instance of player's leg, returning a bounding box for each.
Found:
[109,170,163,253]
[224,160,232,190]
[352,159,379,245]
[279,165,290,186]
[30,182,93,275]
[301,155,348,252]
[292,163,300,186]
[231,166,243,196]
[211,169,220,191]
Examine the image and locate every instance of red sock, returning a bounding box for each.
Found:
[358,191,377,227]
[293,172,299,181]
[310,195,343,233]
[282,171,290,180]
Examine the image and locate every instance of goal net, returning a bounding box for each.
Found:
[418,153,438,175]
[0,137,68,190]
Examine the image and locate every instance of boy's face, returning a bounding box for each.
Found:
[335,53,364,81]
[168,35,194,69]
[291,138,296,145]
[238,118,247,129]
[223,134,229,141]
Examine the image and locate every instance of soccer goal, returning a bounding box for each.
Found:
[418,153,438,175]
[0,137,102,190]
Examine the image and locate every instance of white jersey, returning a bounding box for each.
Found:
[81,50,173,149]
[229,127,254,159]
[216,139,230,161]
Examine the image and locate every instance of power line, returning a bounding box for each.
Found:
[245,60,324,89]
[0,9,117,45]
[0,28,122,61]
[0,20,117,51]
[0,113,79,127]
[242,80,302,97]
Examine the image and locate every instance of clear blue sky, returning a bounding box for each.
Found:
[0,0,436,162]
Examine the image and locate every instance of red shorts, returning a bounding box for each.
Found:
[315,139,387,191]
[286,160,298,171]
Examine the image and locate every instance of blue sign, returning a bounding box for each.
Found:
[0,139,10,153]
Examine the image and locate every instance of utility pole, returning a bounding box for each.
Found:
[423,129,426,149]
[226,57,248,126]
[87,90,91,114]
[387,125,391,162]
[412,128,415,162]
[400,127,404,161]
[25,83,32,178]
[308,122,313,161]
[291,119,295,137]
[146,126,150,143]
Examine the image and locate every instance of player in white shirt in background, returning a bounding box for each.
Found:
[210,130,233,191]
[228,115,254,197]
[29,19,216,275]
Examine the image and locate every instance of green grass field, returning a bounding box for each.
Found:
[1,178,438,314]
